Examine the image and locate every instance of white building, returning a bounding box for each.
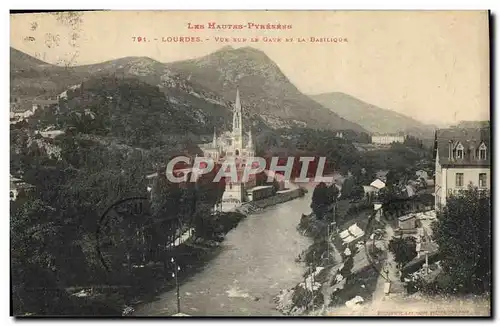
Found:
[434,127,490,210]
[371,134,406,145]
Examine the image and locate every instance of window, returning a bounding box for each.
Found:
[479,143,487,160]
[455,173,464,187]
[456,143,464,159]
[479,173,487,188]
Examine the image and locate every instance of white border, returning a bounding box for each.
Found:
[3,1,498,326]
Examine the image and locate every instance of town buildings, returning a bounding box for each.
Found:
[10,175,35,201]
[434,126,490,210]
[10,98,58,124]
[371,133,406,145]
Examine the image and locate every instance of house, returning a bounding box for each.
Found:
[32,98,58,112]
[415,170,429,180]
[39,129,65,139]
[363,185,378,197]
[398,214,417,230]
[10,176,35,201]
[340,223,365,244]
[404,184,417,197]
[370,178,386,190]
[10,98,58,123]
[375,170,389,183]
[434,126,490,210]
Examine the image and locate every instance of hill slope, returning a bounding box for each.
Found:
[10,47,86,99]
[310,92,436,139]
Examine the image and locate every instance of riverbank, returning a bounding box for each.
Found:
[133,185,312,316]
[121,185,306,316]
[275,200,385,316]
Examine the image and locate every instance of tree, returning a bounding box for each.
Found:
[311,182,328,219]
[388,236,417,269]
[432,187,491,294]
[340,176,364,201]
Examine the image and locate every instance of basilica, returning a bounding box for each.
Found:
[199,89,257,203]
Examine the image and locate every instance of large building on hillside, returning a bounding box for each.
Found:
[371,133,406,145]
[434,126,490,210]
[199,89,257,203]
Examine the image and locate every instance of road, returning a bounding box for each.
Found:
[134,185,315,316]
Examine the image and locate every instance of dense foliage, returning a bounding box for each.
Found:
[388,236,417,269]
[35,76,211,149]
[10,78,229,315]
[310,182,339,220]
[432,187,491,294]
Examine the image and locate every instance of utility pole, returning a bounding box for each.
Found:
[308,264,313,312]
[310,251,316,311]
[327,222,330,264]
[327,201,337,264]
[171,257,181,314]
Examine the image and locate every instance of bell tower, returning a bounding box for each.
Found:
[232,88,244,154]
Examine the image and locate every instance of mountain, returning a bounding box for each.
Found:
[10,48,86,100]
[165,46,368,133]
[310,92,437,139]
[10,46,369,138]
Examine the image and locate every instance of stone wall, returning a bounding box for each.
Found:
[235,187,304,215]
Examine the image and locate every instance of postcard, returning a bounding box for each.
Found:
[10,10,491,317]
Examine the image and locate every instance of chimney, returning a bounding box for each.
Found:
[448,140,453,160]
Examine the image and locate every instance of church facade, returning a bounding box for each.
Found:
[199,89,257,203]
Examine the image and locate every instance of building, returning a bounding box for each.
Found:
[198,89,257,204]
[32,98,59,112]
[415,170,429,180]
[10,98,58,124]
[250,185,275,201]
[58,84,82,100]
[398,214,417,230]
[10,175,35,201]
[434,126,490,210]
[370,178,386,190]
[371,133,406,145]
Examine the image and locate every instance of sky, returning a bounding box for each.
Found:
[10,11,490,125]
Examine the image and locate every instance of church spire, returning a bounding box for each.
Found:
[232,88,244,152]
[235,88,241,112]
[232,88,243,131]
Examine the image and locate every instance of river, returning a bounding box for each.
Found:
[134,186,314,316]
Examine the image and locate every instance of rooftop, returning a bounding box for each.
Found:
[399,214,416,222]
[435,126,491,167]
[251,185,273,191]
[33,99,59,105]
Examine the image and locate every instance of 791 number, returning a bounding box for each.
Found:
[132,37,147,42]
